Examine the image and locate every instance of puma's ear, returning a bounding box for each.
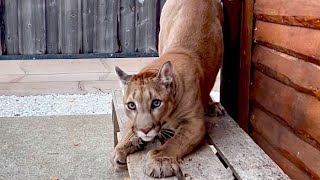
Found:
[157,61,173,85]
[115,66,131,85]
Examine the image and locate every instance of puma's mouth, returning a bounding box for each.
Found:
[137,129,158,142]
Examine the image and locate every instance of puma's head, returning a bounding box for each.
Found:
[115,61,175,142]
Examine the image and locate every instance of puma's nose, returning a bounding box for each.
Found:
[139,127,152,134]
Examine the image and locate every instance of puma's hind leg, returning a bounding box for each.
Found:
[205,96,226,117]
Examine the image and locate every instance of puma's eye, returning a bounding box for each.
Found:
[151,99,161,109]
[127,102,136,110]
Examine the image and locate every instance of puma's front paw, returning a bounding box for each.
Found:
[144,155,180,178]
[112,148,128,171]
[205,101,226,117]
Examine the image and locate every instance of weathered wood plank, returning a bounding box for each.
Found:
[0,58,155,75]
[254,21,320,66]
[113,90,233,180]
[254,0,320,29]
[82,0,94,53]
[253,45,320,99]
[93,0,119,53]
[112,90,126,132]
[0,0,3,55]
[119,0,136,52]
[0,80,119,96]
[59,0,82,54]
[251,107,320,179]
[135,0,157,53]
[205,114,289,180]
[252,71,320,147]
[46,0,59,54]
[18,0,46,54]
[252,132,313,180]
[238,0,254,132]
[4,0,19,54]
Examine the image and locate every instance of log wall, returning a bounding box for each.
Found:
[251,0,320,179]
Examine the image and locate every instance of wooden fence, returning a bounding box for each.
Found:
[0,0,166,55]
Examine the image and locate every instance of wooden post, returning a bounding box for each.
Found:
[238,0,254,132]
[220,0,242,120]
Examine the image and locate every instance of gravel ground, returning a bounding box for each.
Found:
[0,91,220,118]
[0,93,112,118]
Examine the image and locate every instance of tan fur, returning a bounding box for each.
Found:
[113,0,224,178]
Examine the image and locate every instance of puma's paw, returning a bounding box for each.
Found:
[205,101,226,117]
[144,155,180,178]
[112,148,128,171]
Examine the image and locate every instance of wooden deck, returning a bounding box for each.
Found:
[112,90,290,180]
[0,58,220,96]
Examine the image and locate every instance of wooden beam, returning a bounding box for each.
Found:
[220,0,242,120]
[254,21,320,66]
[251,107,320,179]
[252,132,313,180]
[237,0,254,132]
[254,0,320,29]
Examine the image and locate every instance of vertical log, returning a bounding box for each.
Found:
[238,0,254,132]
[220,0,242,120]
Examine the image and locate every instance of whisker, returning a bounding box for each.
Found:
[161,131,174,138]
[162,129,175,136]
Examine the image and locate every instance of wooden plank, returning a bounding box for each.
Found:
[253,45,320,99]
[93,0,118,53]
[112,90,233,180]
[112,90,126,131]
[119,0,135,52]
[59,0,82,54]
[45,0,59,54]
[4,0,19,54]
[0,80,120,96]
[0,0,3,55]
[238,0,254,132]
[254,21,320,66]
[82,0,94,53]
[251,107,320,179]
[0,58,154,75]
[252,71,320,147]
[135,0,157,53]
[205,114,290,180]
[254,0,320,29]
[127,142,234,180]
[18,0,46,54]
[252,132,313,180]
